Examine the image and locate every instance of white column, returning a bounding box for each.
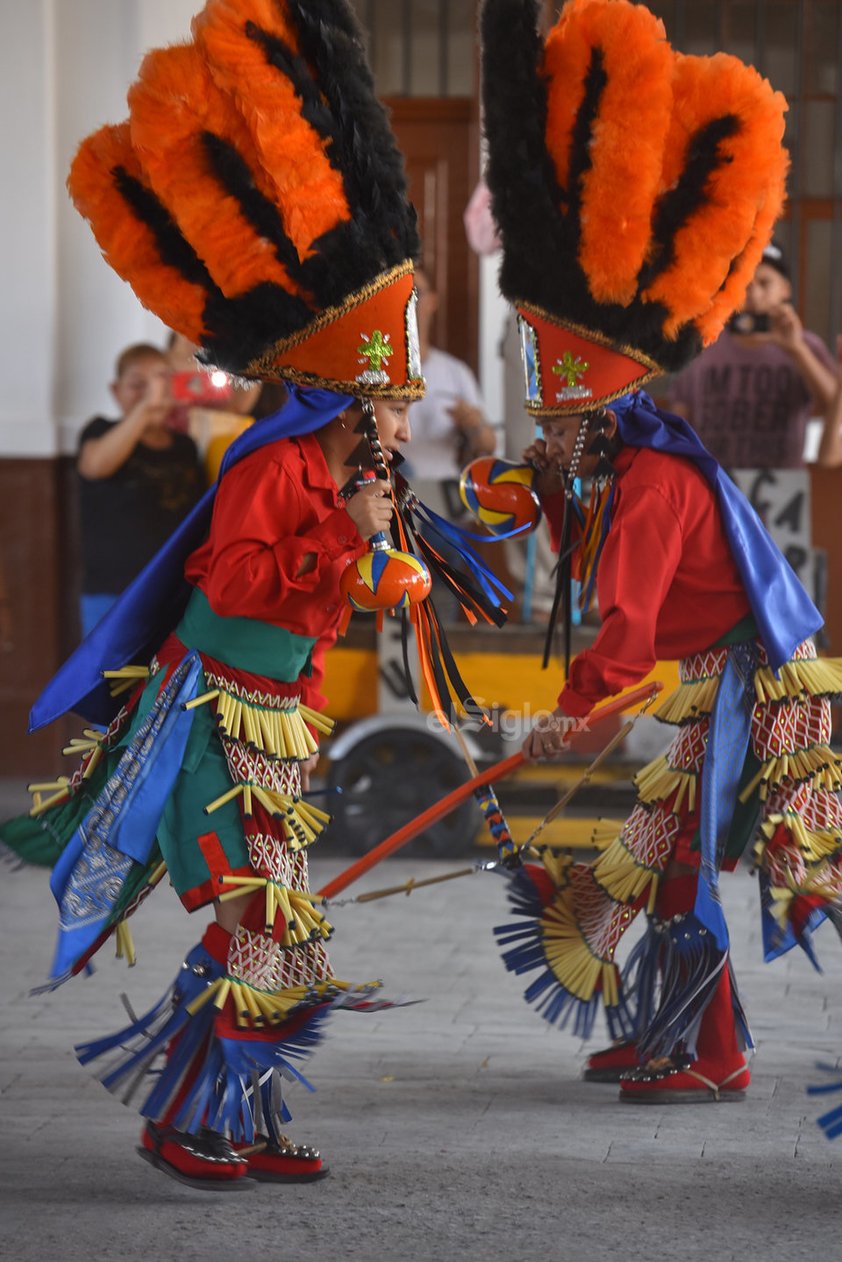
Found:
[53,0,198,453]
[0,0,57,456]
[0,0,202,459]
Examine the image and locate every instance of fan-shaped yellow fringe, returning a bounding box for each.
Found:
[186,974,380,1028]
[754,658,842,705]
[655,676,720,725]
[592,835,661,910]
[539,898,621,1006]
[218,875,332,948]
[204,781,330,849]
[635,756,698,812]
[754,808,842,880]
[802,827,842,865]
[739,744,842,803]
[539,848,574,889]
[187,686,334,759]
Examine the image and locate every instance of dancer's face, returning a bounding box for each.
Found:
[371,398,412,464]
[540,411,617,477]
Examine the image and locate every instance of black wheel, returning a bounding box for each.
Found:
[326,728,479,858]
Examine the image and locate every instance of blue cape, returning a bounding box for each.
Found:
[611,391,822,671]
[30,386,353,732]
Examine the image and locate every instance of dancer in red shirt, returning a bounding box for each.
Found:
[482,0,842,1102]
[16,0,435,1189]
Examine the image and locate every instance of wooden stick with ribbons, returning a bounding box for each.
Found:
[318,680,662,901]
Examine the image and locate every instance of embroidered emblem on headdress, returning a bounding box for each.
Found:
[553,352,592,403]
[357,330,394,385]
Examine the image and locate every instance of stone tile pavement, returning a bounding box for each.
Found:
[2,807,842,1260]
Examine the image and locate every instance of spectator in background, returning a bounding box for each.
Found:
[166,332,261,431]
[404,265,497,489]
[77,343,205,636]
[464,179,556,622]
[668,242,836,469]
[817,355,842,467]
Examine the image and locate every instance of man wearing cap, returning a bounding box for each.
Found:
[669,243,837,470]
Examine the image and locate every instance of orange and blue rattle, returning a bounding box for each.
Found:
[459,457,542,537]
[340,472,431,614]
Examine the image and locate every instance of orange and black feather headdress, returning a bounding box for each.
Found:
[481,0,788,415]
[68,0,423,396]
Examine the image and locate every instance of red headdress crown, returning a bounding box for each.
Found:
[482,0,788,416]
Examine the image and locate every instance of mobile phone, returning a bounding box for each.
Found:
[728,311,770,335]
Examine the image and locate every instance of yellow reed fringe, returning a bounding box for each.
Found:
[540,849,573,889]
[114,920,136,967]
[593,836,661,907]
[300,704,336,736]
[217,876,332,947]
[739,744,842,803]
[217,978,380,1029]
[28,779,71,817]
[183,689,221,711]
[754,657,842,705]
[801,827,842,865]
[212,689,330,761]
[634,755,697,809]
[102,664,150,698]
[655,675,721,725]
[203,782,328,850]
[591,822,620,850]
[540,897,621,1005]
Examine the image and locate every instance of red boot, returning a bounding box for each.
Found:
[620,965,750,1103]
[139,1121,253,1190]
[618,1054,749,1102]
[234,1135,330,1183]
[619,874,750,1103]
[583,1040,639,1082]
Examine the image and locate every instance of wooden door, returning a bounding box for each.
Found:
[388,98,480,374]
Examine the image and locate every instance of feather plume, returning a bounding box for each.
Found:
[129,43,307,300]
[482,0,789,375]
[285,0,420,262]
[545,0,673,305]
[192,0,353,260]
[642,52,788,343]
[67,122,210,342]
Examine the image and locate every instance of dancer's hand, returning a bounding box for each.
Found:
[299,752,319,793]
[523,438,563,496]
[345,479,394,539]
[522,707,575,761]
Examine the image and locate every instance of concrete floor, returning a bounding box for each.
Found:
[2,812,842,1261]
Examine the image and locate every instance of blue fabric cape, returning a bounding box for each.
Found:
[611,391,822,670]
[30,386,353,732]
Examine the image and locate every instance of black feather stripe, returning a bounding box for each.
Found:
[638,115,741,291]
[563,47,608,252]
[285,0,419,262]
[480,0,703,374]
[482,0,569,307]
[298,219,398,309]
[112,165,218,294]
[245,20,339,150]
[200,131,312,288]
[201,281,315,374]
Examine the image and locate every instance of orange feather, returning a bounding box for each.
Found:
[67,122,208,342]
[129,43,306,300]
[193,0,351,256]
[545,0,672,305]
[642,52,788,342]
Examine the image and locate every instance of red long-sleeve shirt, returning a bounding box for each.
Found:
[185,432,366,709]
[544,446,751,717]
